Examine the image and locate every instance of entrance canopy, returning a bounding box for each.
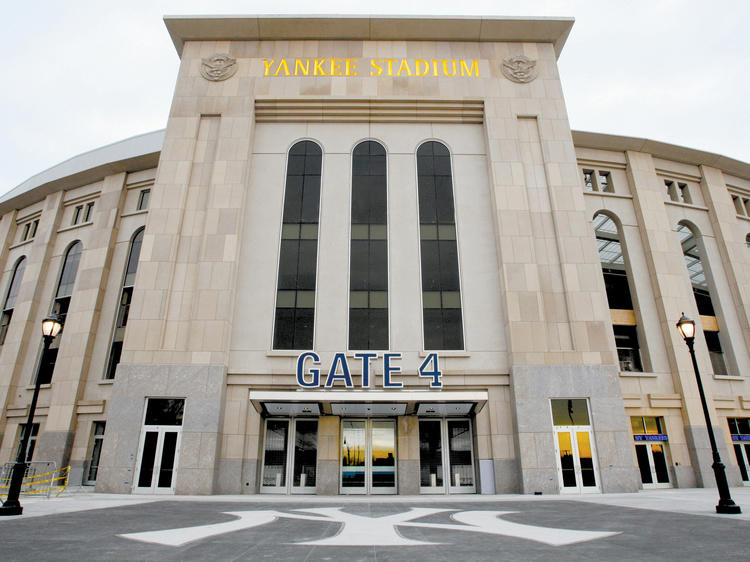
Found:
[249,390,488,417]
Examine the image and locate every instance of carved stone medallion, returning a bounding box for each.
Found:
[501,55,538,83]
[200,53,237,81]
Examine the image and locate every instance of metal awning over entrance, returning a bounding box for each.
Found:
[249,390,488,417]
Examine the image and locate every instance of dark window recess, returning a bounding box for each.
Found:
[598,171,613,193]
[0,257,26,345]
[30,220,38,238]
[15,423,39,462]
[273,141,322,349]
[613,325,642,372]
[21,223,30,241]
[602,268,633,309]
[417,141,464,350]
[72,205,83,225]
[582,170,594,191]
[349,141,388,350]
[84,202,95,222]
[693,288,715,316]
[105,229,143,379]
[86,422,105,483]
[137,189,151,211]
[144,398,184,426]
[39,242,82,384]
[704,330,728,376]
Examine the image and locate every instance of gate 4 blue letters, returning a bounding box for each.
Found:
[295,352,443,388]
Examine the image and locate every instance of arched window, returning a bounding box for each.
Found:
[38,241,82,384]
[105,228,143,379]
[676,223,728,375]
[349,141,388,350]
[417,141,463,350]
[593,213,642,372]
[273,141,322,349]
[0,257,26,345]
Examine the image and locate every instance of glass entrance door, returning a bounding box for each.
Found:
[134,398,184,494]
[261,418,318,494]
[634,443,671,487]
[553,428,600,493]
[419,419,476,494]
[551,399,600,494]
[341,419,396,494]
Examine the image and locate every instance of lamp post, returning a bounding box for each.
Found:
[675,313,741,514]
[0,314,62,516]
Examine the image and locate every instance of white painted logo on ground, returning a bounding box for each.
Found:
[120,507,619,547]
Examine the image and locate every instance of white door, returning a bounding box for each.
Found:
[419,418,476,494]
[260,418,318,494]
[133,398,184,494]
[341,419,396,494]
[134,426,182,494]
[553,427,601,494]
[634,442,672,488]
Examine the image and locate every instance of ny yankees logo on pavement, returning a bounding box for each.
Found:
[120,507,619,547]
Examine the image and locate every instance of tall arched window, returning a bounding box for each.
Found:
[417,141,463,349]
[0,257,26,346]
[38,241,82,384]
[105,228,143,379]
[676,223,728,375]
[349,141,388,349]
[273,141,322,349]
[593,213,643,371]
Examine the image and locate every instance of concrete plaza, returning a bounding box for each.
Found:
[0,488,748,560]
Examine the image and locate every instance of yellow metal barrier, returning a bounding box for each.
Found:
[0,464,70,498]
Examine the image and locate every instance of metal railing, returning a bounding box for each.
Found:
[0,461,70,498]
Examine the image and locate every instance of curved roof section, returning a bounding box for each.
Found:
[163,15,575,58]
[0,130,163,215]
[3,128,749,217]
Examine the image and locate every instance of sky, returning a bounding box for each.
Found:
[1,1,748,193]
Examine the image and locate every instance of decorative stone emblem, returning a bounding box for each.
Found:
[501,55,538,83]
[200,53,237,81]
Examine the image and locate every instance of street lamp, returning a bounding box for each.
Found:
[0,314,62,516]
[676,313,741,514]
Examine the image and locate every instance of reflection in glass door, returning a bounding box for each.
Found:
[134,398,184,494]
[341,419,396,494]
[634,443,671,487]
[551,399,600,494]
[419,419,475,494]
[261,418,318,494]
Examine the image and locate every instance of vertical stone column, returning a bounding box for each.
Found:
[625,150,722,487]
[397,415,419,494]
[482,44,638,493]
[35,173,127,469]
[316,415,340,495]
[0,192,64,460]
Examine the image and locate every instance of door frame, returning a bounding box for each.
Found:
[260,417,319,494]
[133,425,182,494]
[635,441,672,489]
[552,425,601,494]
[418,418,476,494]
[340,418,397,495]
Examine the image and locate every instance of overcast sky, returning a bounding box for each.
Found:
[1,1,748,193]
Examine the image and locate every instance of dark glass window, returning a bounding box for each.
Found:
[417,142,463,350]
[349,141,388,350]
[273,141,322,349]
[676,223,728,374]
[614,325,642,372]
[137,189,151,211]
[105,229,143,379]
[15,423,39,462]
[38,241,82,384]
[84,202,95,223]
[86,422,106,483]
[0,257,26,346]
[144,398,184,426]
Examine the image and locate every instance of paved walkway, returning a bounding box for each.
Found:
[0,488,747,561]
